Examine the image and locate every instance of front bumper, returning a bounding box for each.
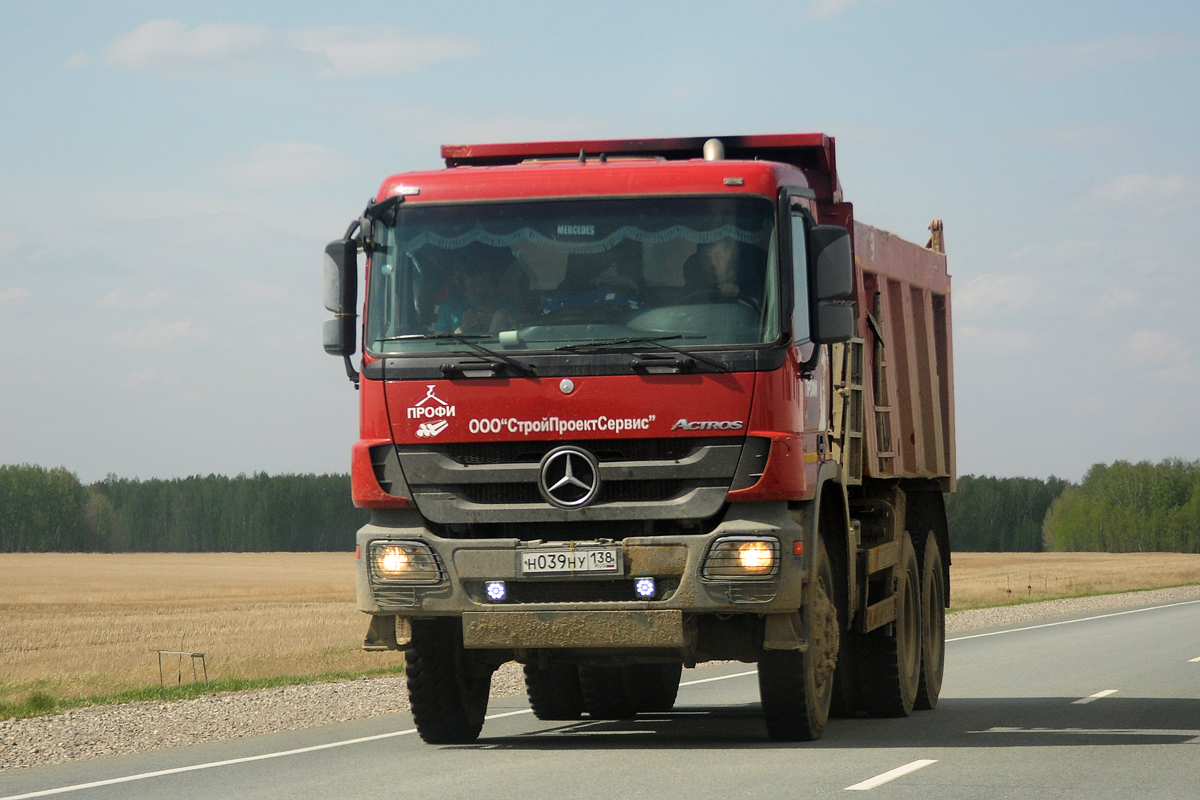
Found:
[355,503,809,650]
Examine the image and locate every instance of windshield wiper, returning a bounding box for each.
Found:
[555,335,731,373]
[381,332,536,377]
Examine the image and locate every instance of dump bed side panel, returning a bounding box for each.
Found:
[853,222,955,490]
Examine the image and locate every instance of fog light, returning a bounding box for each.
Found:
[485,580,507,602]
[702,536,780,580]
[369,541,441,584]
[634,577,656,598]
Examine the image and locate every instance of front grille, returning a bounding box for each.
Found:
[469,580,672,603]
[441,438,728,466]
[458,480,685,505]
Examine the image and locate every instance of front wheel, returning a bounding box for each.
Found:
[405,619,494,744]
[757,538,839,741]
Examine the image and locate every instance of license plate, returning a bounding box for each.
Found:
[520,548,621,575]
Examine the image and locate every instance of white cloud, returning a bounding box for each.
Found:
[0,287,30,305]
[955,325,1038,358]
[988,35,1198,80]
[803,0,861,20]
[95,288,174,311]
[103,19,476,77]
[1124,329,1191,365]
[1085,288,1138,318]
[1086,174,1200,217]
[111,316,208,352]
[291,25,477,78]
[954,273,1050,319]
[221,142,356,190]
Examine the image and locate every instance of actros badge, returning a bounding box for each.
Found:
[538,446,601,509]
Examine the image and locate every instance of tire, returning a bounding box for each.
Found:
[631,663,683,713]
[858,532,921,717]
[757,538,840,741]
[829,626,863,718]
[578,665,639,719]
[405,618,494,744]
[915,531,946,710]
[524,663,584,721]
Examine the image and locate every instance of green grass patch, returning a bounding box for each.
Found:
[0,664,406,721]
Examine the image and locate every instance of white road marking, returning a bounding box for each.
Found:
[974,726,1200,743]
[1073,689,1118,704]
[946,598,1200,643]
[844,759,937,791]
[679,669,757,687]
[1189,655,1200,663]
[0,671,758,800]
[0,728,420,800]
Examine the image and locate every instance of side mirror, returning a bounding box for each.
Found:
[809,225,853,301]
[323,238,357,358]
[809,225,856,344]
[814,302,856,343]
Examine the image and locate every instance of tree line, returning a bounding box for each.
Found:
[1043,459,1200,553]
[4,459,1199,553]
[0,465,368,553]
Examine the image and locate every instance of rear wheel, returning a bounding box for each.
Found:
[405,618,494,744]
[631,663,683,712]
[858,532,921,717]
[579,665,639,719]
[915,532,946,710]
[524,663,584,720]
[757,538,839,741]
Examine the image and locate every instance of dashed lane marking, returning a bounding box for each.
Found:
[844,759,937,791]
[679,669,757,687]
[1073,689,1119,704]
[946,598,1200,643]
[1189,655,1200,663]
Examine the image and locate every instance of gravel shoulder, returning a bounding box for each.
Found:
[4,584,1199,773]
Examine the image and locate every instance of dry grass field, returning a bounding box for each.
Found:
[0,553,403,710]
[948,552,1200,609]
[2,551,1199,711]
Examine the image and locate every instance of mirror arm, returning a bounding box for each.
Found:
[343,354,360,389]
[798,341,821,380]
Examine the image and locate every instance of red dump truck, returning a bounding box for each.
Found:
[322,133,955,743]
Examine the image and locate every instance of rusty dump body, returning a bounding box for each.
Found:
[328,132,954,740]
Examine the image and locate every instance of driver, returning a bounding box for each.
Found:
[434,253,518,335]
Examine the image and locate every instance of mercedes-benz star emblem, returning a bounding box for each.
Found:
[538,446,600,508]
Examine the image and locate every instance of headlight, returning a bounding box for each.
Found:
[702,536,780,580]
[369,541,441,584]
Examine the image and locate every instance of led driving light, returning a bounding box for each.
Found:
[702,536,780,580]
[369,541,441,584]
[634,577,656,599]
[485,581,507,602]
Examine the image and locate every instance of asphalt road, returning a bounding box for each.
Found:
[3,598,1199,800]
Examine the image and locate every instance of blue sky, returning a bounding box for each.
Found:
[1,1,1197,483]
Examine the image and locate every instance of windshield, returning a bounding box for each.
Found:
[365,196,780,355]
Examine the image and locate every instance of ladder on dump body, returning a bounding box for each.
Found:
[831,338,865,484]
[869,289,897,475]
